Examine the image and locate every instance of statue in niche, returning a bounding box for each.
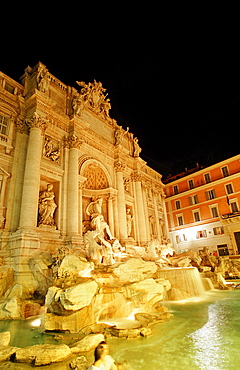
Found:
[133,137,142,157]
[126,208,134,237]
[83,197,121,265]
[38,184,57,227]
[36,66,49,93]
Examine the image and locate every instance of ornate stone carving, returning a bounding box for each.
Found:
[133,137,142,157]
[131,171,142,182]
[84,198,118,265]
[76,80,112,121]
[36,65,49,93]
[38,184,57,228]
[114,160,125,172]
[114,125,128,146]
[43,135,60,163]
[26,113,48,133]
[126,208,134,237]
[123,177,130,193]
[15,118,28,134]
[64,133,83,149]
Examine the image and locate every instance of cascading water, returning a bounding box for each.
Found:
[157,267,206,301]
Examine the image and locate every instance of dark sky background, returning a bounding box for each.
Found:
[1,17,240,179]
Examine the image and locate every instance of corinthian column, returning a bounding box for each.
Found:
[64,134,82,235]
[132,171,148,245]
[19,113,47,229]
[115,161,128,242]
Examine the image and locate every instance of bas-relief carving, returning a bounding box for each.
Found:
[38,184,57,228]
[43,135,60,163]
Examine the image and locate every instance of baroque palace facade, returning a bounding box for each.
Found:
[0,62,168,285]
[164,155,240,256]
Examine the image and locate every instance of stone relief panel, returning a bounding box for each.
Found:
[43,135,60,163]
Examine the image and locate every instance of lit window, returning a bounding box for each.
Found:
[177,215,184,226]
[196,230,207,238]
[175,200,181,210]
[0,115,9,136]
[188,179,194,189]
[193,211,201,222]
[213,227,224,235]
[206,189,216,200]
[189,194,198,205]
[210,206,219,218]
[226,183,234,194]
[221,166,229,177]
[230,201,238,213]
[173,185,178,195]
[204,173,211,183]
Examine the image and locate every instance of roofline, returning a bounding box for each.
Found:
[164,154,240,186]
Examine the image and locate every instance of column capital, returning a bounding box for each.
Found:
[114,160,125,172]
[26,113,47,133]
[131,171,142,182]
[15,118,29,134]
[64,133,83,149]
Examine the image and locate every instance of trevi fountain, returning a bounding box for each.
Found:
[0,63,240,369]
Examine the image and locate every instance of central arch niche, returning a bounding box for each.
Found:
[82,163,109,190]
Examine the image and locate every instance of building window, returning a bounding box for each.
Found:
[230,201,238,213]
[213,227,224,235]
[175,200,181,210]
[4,83,15,94]
[0,115,9,136]
[196,230,207,238]
[188,179,194,189]
[210,206,219,218]
[193,210,201,222]
[176,234,187,243]
[225,183,234,194]
[221,166,229,177]
[177,215,184,226]
[204,173,211,184]
[206,189,216,200]
[173,185,179,195]
[189,194,198,205]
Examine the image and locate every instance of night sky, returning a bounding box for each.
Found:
[1,19,240,179]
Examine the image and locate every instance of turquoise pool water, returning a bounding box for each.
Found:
[110,290,240,370]
[0,290,240,369]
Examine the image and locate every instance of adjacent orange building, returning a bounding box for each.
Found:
[164,155,240,256]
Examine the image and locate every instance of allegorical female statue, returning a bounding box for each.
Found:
[38,184,57,227]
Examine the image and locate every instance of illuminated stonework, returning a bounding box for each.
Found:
[0,62,168,285]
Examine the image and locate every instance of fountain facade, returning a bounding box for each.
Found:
[0,62,168,290]
[2,64,240,367]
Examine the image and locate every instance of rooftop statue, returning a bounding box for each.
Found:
[75,80,112,121]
